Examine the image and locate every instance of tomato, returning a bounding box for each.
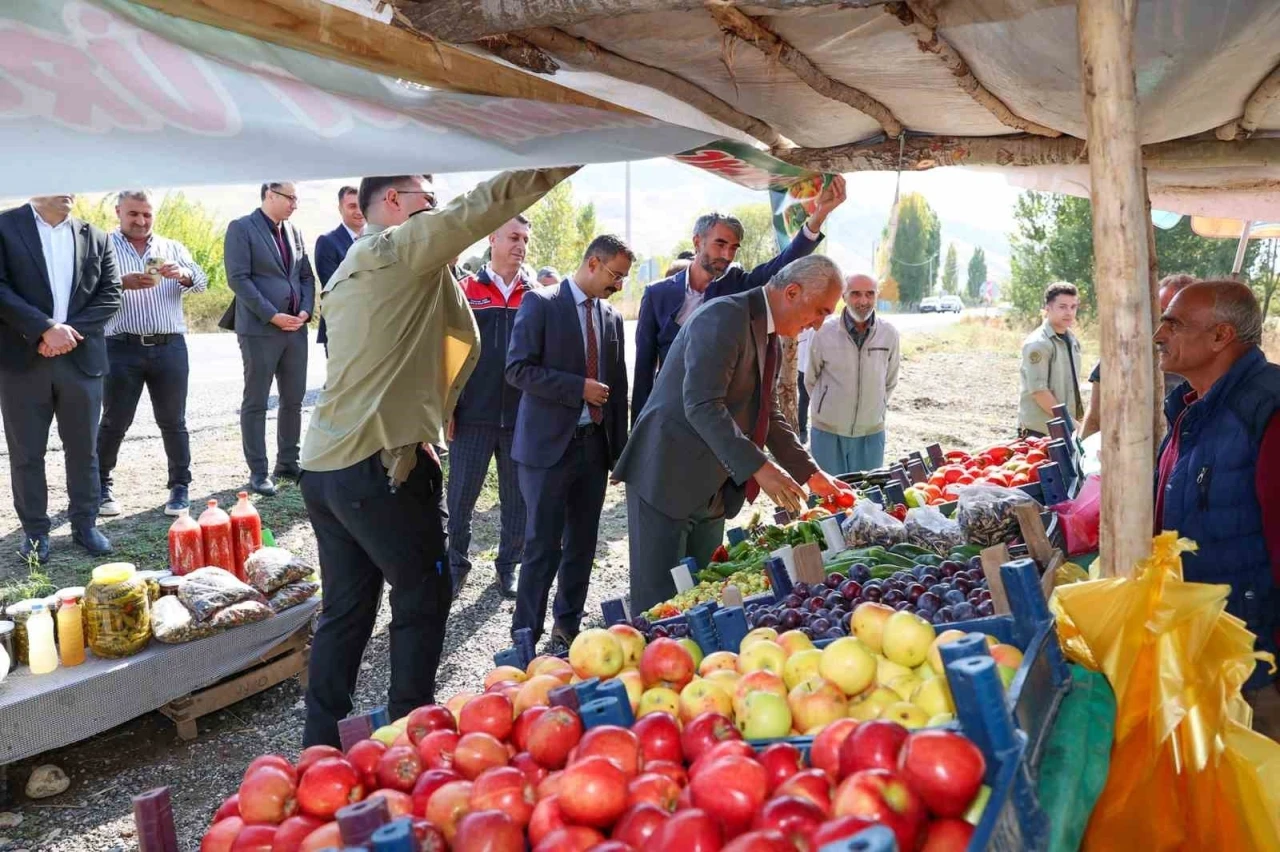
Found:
[836,491,856,509]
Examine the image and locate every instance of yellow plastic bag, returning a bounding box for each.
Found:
[1050,532,1280,850]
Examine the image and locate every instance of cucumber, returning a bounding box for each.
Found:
[874,552,916,569]
[889,543,934,558]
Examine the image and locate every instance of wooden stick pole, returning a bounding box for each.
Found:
[1078,0,1152,578]
[1143,170,1165,450]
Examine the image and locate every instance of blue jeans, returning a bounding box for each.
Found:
[810,428,886,476]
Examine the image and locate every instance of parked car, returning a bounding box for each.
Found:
[919,296,941,313]
[939,295,964,313]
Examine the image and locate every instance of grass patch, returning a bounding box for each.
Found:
[901,315,1102,367]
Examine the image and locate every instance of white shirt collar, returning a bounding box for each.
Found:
[30,204,71,231]
[343,224,362,242]
[763,291,776,335]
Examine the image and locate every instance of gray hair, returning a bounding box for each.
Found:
[1199,279,1264,346]
[116,189,153,205]
[767,255,843,292]
[693,212,744,242]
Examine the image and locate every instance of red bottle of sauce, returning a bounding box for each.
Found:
[230,491,263,579]
[167,508,203,576]
[198,499,237,578]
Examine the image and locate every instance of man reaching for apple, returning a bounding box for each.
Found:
[614,255,857,613]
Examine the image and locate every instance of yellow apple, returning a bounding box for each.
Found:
[446,691,476,720]
[732,670,788,718]
[616,669,643,714]
[607,624,647,668]
[776,629,815,657]
[637,686,681,718]
[679,678,733,724]
[740,626,779,652]
[787,677,848,733]
[783,648,823,691]
[876,656,913,686]
[699,651,739,676]
[882,701,929,729]
[704,669,742,694]
[736,690,792,740]
[927,712,955,726]
[851,602,896,653]
[484,665,528,691]
[886,674,922,702]
[990,644,1024,670]
[848,686,899,721]
[678,638,705,672]
[513,674,562,714]
[371,725,401,745]
[925,629,969,675]
[528,656,575,684]
[737,639,788,676]
[911,675,955,718]
[881,611,936,668]
[913,663,937,681]
[818,637,876,697]
[568,628,625,679]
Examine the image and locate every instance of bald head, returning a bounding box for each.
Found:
[1155,278,1261,389]
[845,273,878,322]
[765,255,844,337]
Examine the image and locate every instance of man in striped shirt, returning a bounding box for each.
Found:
[97,190,208,517]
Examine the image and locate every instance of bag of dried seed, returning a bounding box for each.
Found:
[905,506,965,555]
[843,499,907,549]
[956,484,1039,547]
[243,547,313,596]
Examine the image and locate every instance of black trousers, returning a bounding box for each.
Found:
[798,380,810,439]
[513,428,608,643]
[238,330,308,477]
[300,446,452,748]
[97,335,191,489]
[0,356,102,535]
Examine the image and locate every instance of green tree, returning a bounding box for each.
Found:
[670,203,776,273]
[941,243,959,294]
[1154,217,1253,282]
[886,192,941,306]
[526,180,594,275]
[966,247,988,301]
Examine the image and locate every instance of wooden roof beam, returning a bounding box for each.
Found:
[394,0,891,44]
[706,1,904,138]
[886,1,1062,137]
[1216,62,1280,141]
[517,27,792,149]
[474,35,560,75]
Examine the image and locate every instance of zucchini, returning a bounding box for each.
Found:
[889,543,934,558]
[874,552,917,569]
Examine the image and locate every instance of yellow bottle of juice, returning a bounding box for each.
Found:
[27,602,58,674]
[57,595,85,667]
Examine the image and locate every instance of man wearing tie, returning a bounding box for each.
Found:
[615,256,855,613]
[222,181,315,496]
[313,185,363,355]
[506,235,632,655]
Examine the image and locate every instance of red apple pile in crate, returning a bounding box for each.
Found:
[201,626,992,851]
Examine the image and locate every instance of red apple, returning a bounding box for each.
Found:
[270,814,324,852]
[631,712,683,765]
[680,712,742,764]
[200,818,243,852]
[810,718,858,781]
[412,819,448,852]
[721,829,792,852]
[417,730,460,771]
[455,732,509,779]
[774,768,834,816]
[453,809,523,852]
[238,765,297,825]
[921,817,976,851]
[410,768,462,818]
[757,742,803,793]
[809,815,878,848]
[626,772,681,812]
[690,754,768,836]
[833,769,927,851]
[295,746,343,780]
[469,766,536,826]
[752,796,825,849]
[511,751,549,788]
[376,745,423,792]
[639,638,697,691]
[689,740,756,780]
[537,770,564,800]
[246,755,296,784]
[532,826,605,852]
[371,789,413,818]
[644,760,688,789]
[406,704,457,745]
[591,842,633,852]
[424,779,473,843]
[345,739,388,790]
[512,707,548,752]
[839,720,909,777]
[458,693,515,742]
[676,785,695,812]
[297,822,341,852]
[529,795,567,846]
[897,729,986,818]
[558,755,629,828]
[576,724,644,777]
[230,824,276,852]
[612,802,670,847]
[653,808,723,852]
[296,756,363,819]
[527,706,584,770]
[214,794,240,822]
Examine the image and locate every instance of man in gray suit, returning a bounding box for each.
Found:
[614,256,856,613]
[222,181,315,496]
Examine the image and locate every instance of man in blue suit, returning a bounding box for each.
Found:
[631,175,847,422]
[506,235,632,654]
[313,185,364,354]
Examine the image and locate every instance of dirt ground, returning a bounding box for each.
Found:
[0,320,1044,850]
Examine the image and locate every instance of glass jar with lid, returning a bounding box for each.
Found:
[5,599,44,666]
[84,563,152,659]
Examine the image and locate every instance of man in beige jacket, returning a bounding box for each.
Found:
[805,273,900,475]
[298,167,578,748]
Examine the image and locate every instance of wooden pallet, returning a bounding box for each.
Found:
[159,625,311,741]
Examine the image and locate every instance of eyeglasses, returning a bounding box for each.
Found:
[270,189,298,205]
[397,190,437,209]
[605,267,629,285]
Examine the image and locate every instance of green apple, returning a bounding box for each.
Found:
[997,663,1017,690]
[881,611,936,668]
[371,725,401,745]
[737,690,793,740]
[964,784,992,825]
[783,648,823,691]
[818,637,876,696]
[678,637,705,671]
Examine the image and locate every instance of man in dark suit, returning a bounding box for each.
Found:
[631,176,846,422]
[0,195,122,560]
[222,181,315,496]
[506,235,632,654]
[615,256,856,613]
[313,185,363,355]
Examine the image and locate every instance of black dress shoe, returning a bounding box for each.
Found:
[497,570,518,599]
[273,464,303,481]
[249,474,277,496]
[72,526,112,556]
[18,534,50,564]
[451,569,469,601]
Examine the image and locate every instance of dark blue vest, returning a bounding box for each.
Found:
[1157,348,1280,687]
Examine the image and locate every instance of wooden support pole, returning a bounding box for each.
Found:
[1143,170,1165,450]
[1078,0,1152,578]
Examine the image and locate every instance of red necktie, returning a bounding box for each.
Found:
[744,333,778,503]
[274,224,298,313]
[585,299,603,424]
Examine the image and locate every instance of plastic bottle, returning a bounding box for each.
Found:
[198,499,237,577]
[230,491,263,580]
[168,508,204,576]
[57,595,85,667]
[27,602,58,674]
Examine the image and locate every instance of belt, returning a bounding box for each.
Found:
[573,423,601,439]
[109,333,178,346]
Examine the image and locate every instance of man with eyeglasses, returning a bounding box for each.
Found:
[298,170,578,747]
[222,181,315,496]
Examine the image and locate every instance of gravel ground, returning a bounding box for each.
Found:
[0,322,1026,851]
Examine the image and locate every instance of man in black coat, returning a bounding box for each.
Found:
[313,185,363,355]
[0,195,122,561]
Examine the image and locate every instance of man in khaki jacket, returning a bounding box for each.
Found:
[298,167,578,748]
[1018,281,1084,437]
[805,273,900,475]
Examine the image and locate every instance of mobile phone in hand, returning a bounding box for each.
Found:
[145,260,162,285]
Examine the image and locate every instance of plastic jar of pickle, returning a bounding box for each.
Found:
[5,599,43,666]
[84,563,152,659]
[135,571,166,605]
